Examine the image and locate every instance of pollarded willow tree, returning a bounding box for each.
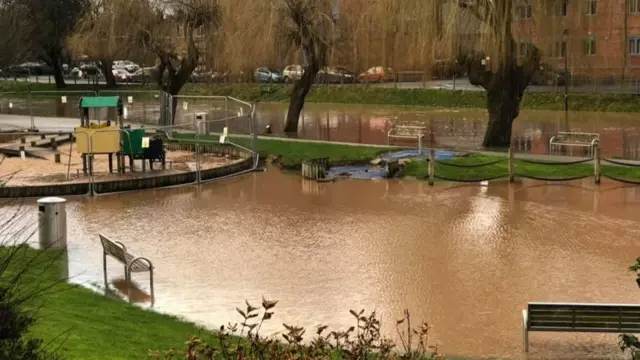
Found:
[220,0,336,133]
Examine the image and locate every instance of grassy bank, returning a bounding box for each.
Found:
[171,133,640,181]
[2,246,487,360]
[172,132,391,167]
[403,154,640,181]
[3,81,640,113]
[1,246,207,360]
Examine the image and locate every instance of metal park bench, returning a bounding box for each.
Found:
[523,302,640,352]
[387,125,427,147]
[549,131,599,157]
[99,234,155,306]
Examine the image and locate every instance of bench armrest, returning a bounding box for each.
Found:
[127,256,153,272]
[114,240,128,256]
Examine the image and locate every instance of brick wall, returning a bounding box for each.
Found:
[512,0,640,79]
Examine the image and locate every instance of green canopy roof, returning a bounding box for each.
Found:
[79,96,121,109]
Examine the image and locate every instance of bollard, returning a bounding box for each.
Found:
[54,153,61,163]
[20,137,25,144]
[418,134,424,156]
[594,145,601,184]
[508,148,514,183]
[37,197,67,249]
[428,149,435,186]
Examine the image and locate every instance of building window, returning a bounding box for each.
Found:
[518,41,534,57]
[554,40,568,58]
[630,37,640,56]
[554,0,568,16]
[518,0,533,19]
[630,0,640,14]
[586,0,597,15]
[584,37,596,55]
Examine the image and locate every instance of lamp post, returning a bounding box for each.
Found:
[563,29,569,130]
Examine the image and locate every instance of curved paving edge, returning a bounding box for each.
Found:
[0,143,255,198]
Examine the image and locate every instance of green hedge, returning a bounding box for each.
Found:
[3,81,640,112]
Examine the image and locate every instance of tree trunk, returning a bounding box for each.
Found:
[483,77,524,148]
[284,68,317,133]
[157,64,194,126]
[101,60,116,88]
[50,57,66,88]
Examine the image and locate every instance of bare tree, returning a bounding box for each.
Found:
[2,0,89,88]
[70,0,219,124]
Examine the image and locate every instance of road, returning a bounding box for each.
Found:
[3,76,640,94]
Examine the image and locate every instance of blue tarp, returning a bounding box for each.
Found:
[326,149,457,180]
[380,149,456,161]
[327,165,387,180]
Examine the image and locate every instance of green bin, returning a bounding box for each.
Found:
[122,129,146,156]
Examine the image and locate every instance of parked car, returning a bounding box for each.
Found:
[113,60,140,73]
[254,67,284,83]
[316,66,357,84]
[112,69,131,82]
[283,64,304,83]
[358,66,395,83]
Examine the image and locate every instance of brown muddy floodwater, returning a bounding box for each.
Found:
[13,170,640,359]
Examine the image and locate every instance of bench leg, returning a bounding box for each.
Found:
[103,251,108,291]
[149,268,155,307]
[124,266,131,303]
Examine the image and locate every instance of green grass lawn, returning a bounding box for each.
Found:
[403,154,640,181]
[1,246,209,360]
[171,132,391,167]
[4,81,640,113]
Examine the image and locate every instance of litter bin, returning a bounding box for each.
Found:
[37,197,67,249]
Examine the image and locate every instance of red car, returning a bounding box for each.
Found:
[358,66,396,83]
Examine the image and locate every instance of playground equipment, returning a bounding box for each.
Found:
[121,127,166,171]
[75,96,125,175]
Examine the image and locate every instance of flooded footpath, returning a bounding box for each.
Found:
[10,169,640,359]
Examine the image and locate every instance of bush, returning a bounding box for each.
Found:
[0,246,63,360]
[149,298,439,360]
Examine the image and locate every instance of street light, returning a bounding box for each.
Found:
[562,29,569,130]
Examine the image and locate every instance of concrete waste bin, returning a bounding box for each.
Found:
[37,197,67,249]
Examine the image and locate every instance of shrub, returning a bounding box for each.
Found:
[149,298,439,360]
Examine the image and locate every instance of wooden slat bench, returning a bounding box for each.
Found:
[549,131,599,157]
[99,233,155,306]
[387,125,427,147]
[523,302,640,352]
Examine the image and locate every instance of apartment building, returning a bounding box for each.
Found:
[512,0,640,80]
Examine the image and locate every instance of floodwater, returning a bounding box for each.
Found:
[13,169,640,359]
[2,96,640,159]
